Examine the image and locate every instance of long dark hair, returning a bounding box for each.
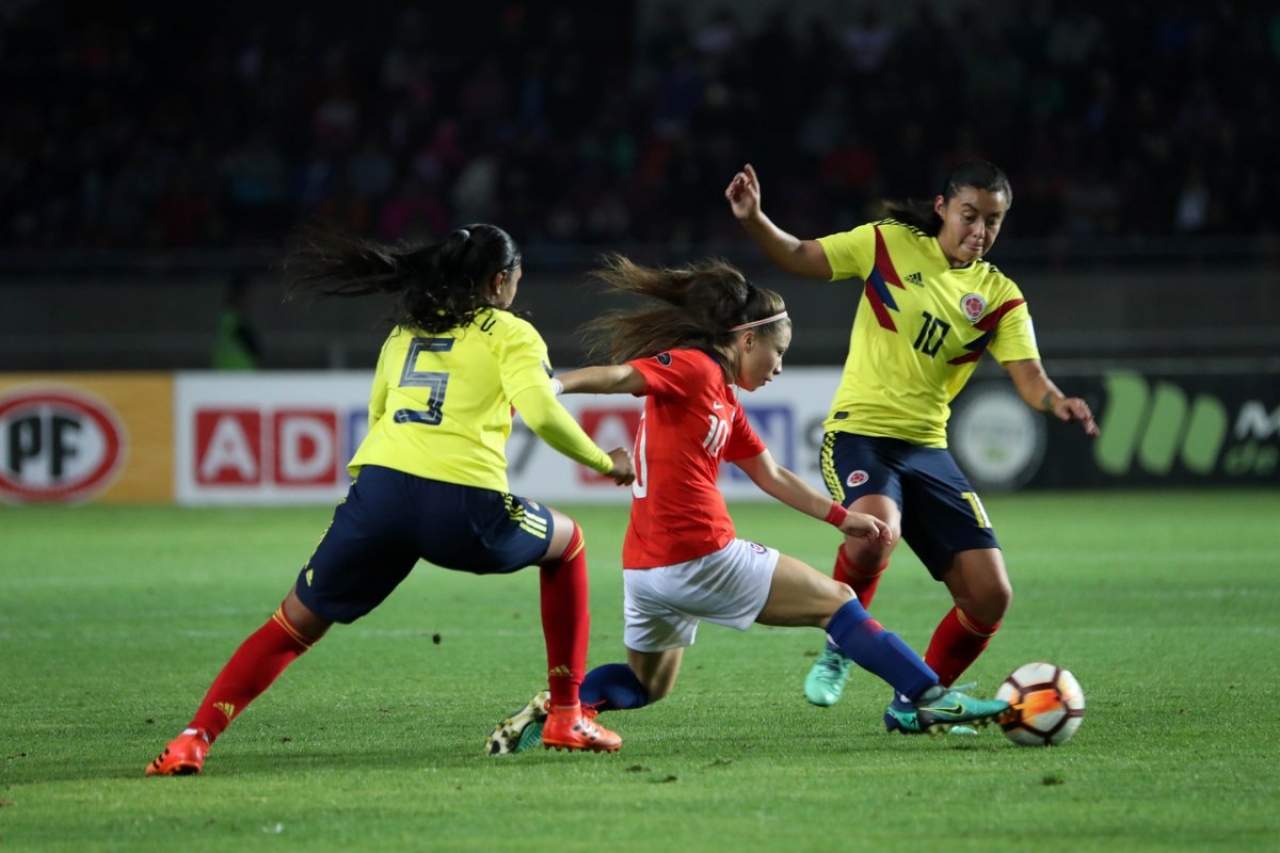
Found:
[881,159,1013,235]
[581,254,788,364]
[282,223,522,333]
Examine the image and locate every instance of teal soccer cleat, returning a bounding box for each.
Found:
[805,648,854,707]
[485,690,549,755]
[884,686,1009,735]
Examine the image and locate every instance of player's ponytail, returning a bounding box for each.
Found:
[582,254,787,363]
[880,198,942,234]
[282,223,522,333]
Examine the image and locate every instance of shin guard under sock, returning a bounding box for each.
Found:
[834,547,887,609]
[925,606,1001,687]
[540,524,589,708]
[825,550,888,654]
[189,606,314,742]
[826,598,937,700]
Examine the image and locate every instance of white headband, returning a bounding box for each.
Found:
[728,310,789,332]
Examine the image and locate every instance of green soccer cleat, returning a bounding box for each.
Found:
[804,647,855,707]
[884,686,1009,735]
[485,690,549,756]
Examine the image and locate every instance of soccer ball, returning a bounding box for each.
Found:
[995,662,1085,746]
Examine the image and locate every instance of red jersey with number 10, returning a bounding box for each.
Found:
[622,349,767,569]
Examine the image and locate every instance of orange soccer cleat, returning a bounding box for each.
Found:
[541,705,621,753]
[145,729,210,776]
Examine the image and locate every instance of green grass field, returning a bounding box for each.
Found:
[3,491,1278,852]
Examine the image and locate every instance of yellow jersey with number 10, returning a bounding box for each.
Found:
[348,310,552,492]
[817,219,1040,448]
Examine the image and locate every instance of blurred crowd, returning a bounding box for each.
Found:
[2,0,1277,254]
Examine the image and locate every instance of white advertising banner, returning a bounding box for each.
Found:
[173,368,843,506]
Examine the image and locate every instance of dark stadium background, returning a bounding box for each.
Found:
[1,0,1275,371]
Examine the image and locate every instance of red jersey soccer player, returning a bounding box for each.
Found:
[485,255,1010,753]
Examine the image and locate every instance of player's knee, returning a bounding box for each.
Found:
[541,519,582,566]
[990,576,1013,617]
[809,581,856,630]
[845,537,893,566]
[961,582,1011,625]
[645,684,672,704]
[820,578,855,614]
[995,589,1012,622]
[639,674,674,703]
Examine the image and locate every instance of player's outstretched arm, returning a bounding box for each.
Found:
[725,163,833,280]
[556,364,647,396]
[734,449,829,516]
[734,451,890,544]
[1004,359,1100,436]
[511,383,635,485]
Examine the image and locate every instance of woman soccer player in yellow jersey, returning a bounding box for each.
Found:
[146,224,634,775]
[725,161,1098,732]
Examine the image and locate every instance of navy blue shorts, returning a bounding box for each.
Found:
[295,465,556,624]
[820,432,999,579]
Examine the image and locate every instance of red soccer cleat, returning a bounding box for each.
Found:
[145,729,210,776]
[541,705,621,753]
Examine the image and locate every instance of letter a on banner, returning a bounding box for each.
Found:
[196,411,261,485]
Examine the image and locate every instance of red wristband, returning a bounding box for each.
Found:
[824,501,848,527]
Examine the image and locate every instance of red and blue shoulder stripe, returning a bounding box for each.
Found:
[947,298,1026,364]
[863,226,905,331]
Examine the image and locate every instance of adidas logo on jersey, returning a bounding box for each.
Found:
[905,272,924,286]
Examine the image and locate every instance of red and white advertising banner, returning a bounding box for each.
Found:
[174,369,842,506]
[175,372,373,505]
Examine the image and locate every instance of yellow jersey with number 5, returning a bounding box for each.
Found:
[817,219,1040,447]
[348,310,551,492]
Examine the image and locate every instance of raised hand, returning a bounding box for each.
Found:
[725,163,762,220]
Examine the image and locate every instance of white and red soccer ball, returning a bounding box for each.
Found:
[996,662,1086,747]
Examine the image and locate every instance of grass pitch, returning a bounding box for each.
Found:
[2,491,1278,852]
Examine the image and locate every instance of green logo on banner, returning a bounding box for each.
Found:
[1095,371,1276,478]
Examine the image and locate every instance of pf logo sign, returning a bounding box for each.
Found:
[0,388,126,503]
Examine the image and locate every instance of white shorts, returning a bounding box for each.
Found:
[622,538,780,653]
